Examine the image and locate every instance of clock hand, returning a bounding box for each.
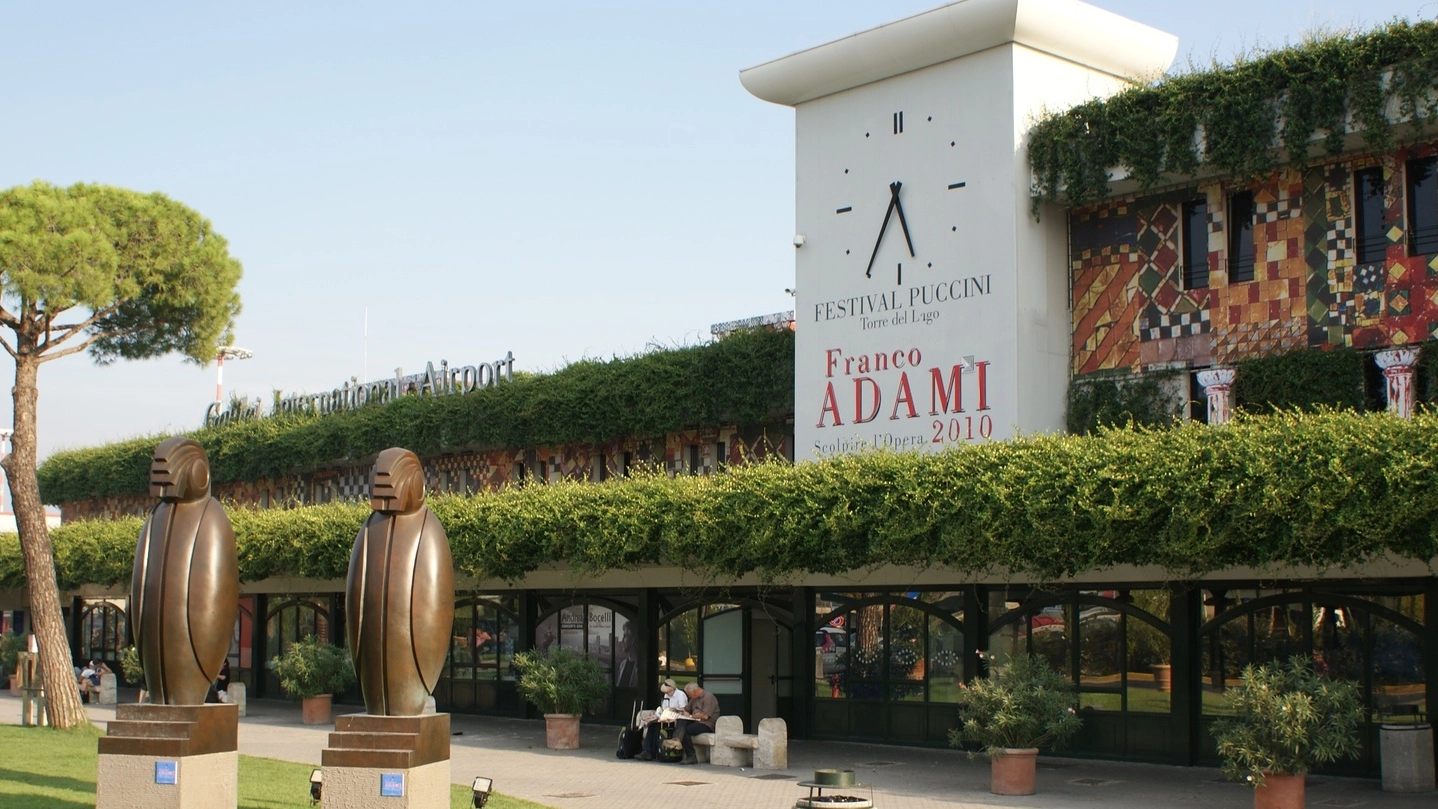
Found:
[890,181,916,257]
[865,185,901,278]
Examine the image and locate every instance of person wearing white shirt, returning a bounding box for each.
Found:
[639,679,688,760]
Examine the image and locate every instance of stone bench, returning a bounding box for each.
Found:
[691,715,787,769]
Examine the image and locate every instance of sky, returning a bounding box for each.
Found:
[0,0,1433,462]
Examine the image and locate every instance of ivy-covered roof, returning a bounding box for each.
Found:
[11,409,1437,588]
[1028,19,1438,209]
[37,327,794,504]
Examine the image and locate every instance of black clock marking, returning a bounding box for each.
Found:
[836,206,852,214]
[892,111,904,134]
[865,181,916,278]
[948,181,967,190]
[896,263,902,285]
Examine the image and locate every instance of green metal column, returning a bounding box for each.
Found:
[1169,585,1198,765]
[638,588,659,705]
[791,586,813,739]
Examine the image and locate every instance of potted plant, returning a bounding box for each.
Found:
[1213,656,1363,809]
[271,635,356,725]
[949,653,1082,796]
[513,647,609,749]
[120,645,146,702]
[0,634,21,696]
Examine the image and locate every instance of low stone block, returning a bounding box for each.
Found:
[756,717,788,770]
[322,759,449,809]
[97,750,237,809]
[227,683,246,717]
[99,673,118,705]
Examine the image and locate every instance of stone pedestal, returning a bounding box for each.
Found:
[97,703,239,809]
[98,672,118,705]
[321,713,451,809]
[1381,723,1435,792]
[227,682,247,717]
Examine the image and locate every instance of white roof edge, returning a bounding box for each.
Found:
[739,0,1178,107]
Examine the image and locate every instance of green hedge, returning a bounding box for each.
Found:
[1028,20,1438,209]
[8,410,1436,588]
[37,327,794,503]
[1067,370,1181,435]
[1233,346,1368,414]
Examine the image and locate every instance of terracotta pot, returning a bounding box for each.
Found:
[990,748,1039,795]
[544,713,581,749]
[7,674,17,697]
[1254,772,1304,809]
[1151,663,1172,693]
[301,694,333,725]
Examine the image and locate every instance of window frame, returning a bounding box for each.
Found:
[1227,190,1255,284]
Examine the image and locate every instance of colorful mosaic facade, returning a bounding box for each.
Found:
[1071,143,1438,376]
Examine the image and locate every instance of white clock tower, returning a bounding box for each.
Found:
[742,0,1176,459]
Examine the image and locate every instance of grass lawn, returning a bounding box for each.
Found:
[0,724,553,809]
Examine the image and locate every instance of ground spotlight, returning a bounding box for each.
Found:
[309,768,323,804]
[472,776,493,808]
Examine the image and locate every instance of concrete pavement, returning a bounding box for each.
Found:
[2,691,1433,809]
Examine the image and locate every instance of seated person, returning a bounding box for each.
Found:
[639,678,688,761]
[672,682,720,765]
[78,659,110,701]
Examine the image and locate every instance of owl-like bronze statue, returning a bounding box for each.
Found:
[346,447,455,716]
[130,437,239,705]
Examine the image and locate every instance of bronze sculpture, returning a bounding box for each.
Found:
[130,437,239,705]
[346,447,455,716]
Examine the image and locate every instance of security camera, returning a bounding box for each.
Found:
[793,234,806,248]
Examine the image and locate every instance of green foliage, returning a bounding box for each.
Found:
[1233,347,1366,414]
[949,653,1081,756]
[271,634,356,700]
[1212,657,1363,784]
[37,327,794,503]
[1029,21,1438,209]
[1417,340,1438,405]
[512,647,610,715]
[0,181,243,365]
[0,632,21,675]
[1066,371,1180,435]
[120,644,144,685]
[9,410,1438,586]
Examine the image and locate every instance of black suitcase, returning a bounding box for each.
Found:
[616,701,645,759]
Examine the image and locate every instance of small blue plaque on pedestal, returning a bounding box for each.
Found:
[155,760,178,785]
[380,772,404,797]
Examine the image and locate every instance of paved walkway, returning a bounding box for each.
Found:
[2,691,1433,809]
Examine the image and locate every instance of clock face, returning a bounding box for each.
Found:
[829,109,970,289]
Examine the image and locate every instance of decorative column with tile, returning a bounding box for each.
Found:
[1196,367,1236,425]
[1375,348,1419,420]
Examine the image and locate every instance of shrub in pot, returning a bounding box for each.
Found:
[120,645,146,701]
[0,633,21,694]
[1212,656,1363,809]
[513,647,609,749]
[271,635,356,725]
[948,653,1081,796]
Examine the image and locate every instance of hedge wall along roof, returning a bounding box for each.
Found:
[7,410,1436,590]
[37,327,795,504]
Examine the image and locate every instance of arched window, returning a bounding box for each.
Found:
[447,596,520,682]
[534,602,637,687]
[79,598,128,665]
